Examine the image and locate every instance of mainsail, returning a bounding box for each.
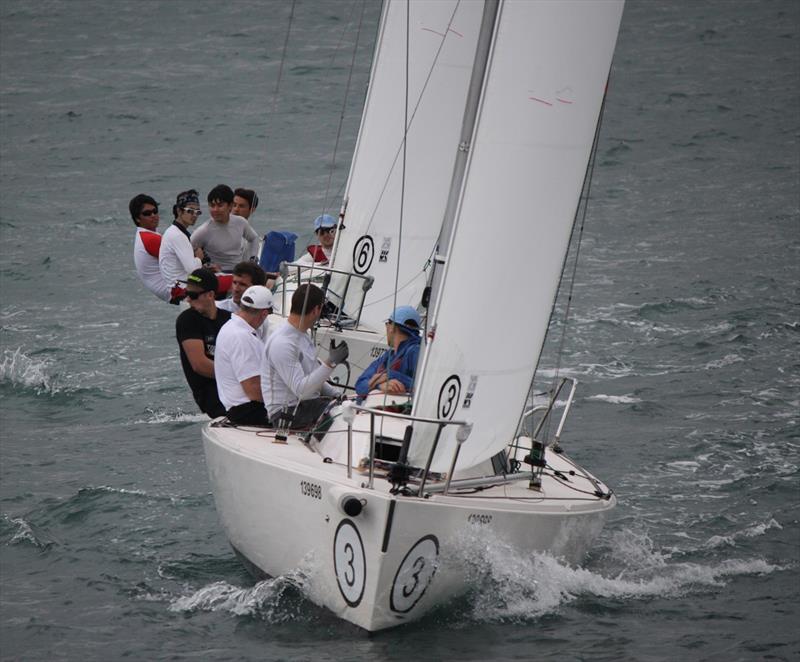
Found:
[408,0,625,473]
[329,0,483,329]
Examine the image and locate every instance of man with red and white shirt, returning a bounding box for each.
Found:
[295,214,340,266]
[129,194,171,302]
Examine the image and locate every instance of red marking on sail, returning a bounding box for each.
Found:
[448,28,463,38]
[421,27,446,37]
[529,97,553,106]
[556,98,573,104]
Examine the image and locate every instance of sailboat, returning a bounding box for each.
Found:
[203,0,625,632]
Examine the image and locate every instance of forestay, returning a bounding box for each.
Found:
[408,0,625,473]
[329,0,483,329]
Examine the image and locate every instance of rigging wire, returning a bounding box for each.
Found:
[322,0,368,215]
[360,2,462,234]
[551,91,608,392]
[263,0,296,184]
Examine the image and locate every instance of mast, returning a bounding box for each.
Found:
[422,0,500,329]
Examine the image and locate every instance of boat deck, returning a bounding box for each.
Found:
[204,421,615,515]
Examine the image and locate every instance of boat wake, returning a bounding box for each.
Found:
[168,573,312,623]
[444,526,780,625]
[132,408,209,425]
[161,524,783,629]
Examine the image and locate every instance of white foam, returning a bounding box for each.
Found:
[168,574,306,621]
[704,518,783,549]
[451,527,780,624]
[132,409,209,425]
[588,394,642,404]
[703,354,744,370]
[8,517,40,547]
[0,347,61,395]
[87,485,149,497]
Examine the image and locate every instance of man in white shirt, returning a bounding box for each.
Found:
[159,189,206,301]
[129,194,171,302]
[215,285,274,426]
[191,184,260,271]
[261,284,349,429]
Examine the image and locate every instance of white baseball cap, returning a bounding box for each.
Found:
[240,285,274,310]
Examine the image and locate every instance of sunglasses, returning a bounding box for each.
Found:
[318,227,336,235]
[186,290,206,300]
[181,208,202,216]
[140,209,159,217]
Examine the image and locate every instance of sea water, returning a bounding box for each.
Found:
[1,1,798,660]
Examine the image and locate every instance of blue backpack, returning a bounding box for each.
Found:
[259,231,297,273]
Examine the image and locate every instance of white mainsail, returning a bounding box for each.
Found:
[329,0,484,329]
[408,0,625,473]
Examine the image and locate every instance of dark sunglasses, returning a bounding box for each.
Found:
[140,209,159,217]
[186,290,206,300]
[317,227,336,235]
[181,208,202,216]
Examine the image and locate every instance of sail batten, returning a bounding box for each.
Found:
[408,0,625,473]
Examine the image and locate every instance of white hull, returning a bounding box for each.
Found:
[203,420,615,631]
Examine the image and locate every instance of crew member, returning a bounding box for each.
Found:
[232,188,258,220]
[355,305,421,401]
[175,268,231,418]
[214,285,274,426]
[295,214,340,266]
[159,189,207,302]
[128,194,171,302]
[191,184,259,271]
[261,284,348,429]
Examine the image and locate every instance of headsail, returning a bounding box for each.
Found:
[329,0,484,329]
[408,0,625,473]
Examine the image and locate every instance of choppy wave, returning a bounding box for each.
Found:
[704,518,784,549]
[0,347,62,395]
[131,408,209,425]
[588,394,643,404]
[449,527,780,624]
[168,574,310,623]
[1,514,53,550]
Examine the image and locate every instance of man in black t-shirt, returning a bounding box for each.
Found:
[175,268,232,417]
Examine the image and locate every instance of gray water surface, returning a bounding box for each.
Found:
[1,1,798,660]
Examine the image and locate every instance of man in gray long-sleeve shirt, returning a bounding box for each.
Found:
[191,184,260,271]
[261,284,348,429]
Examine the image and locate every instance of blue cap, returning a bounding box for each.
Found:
[387,305,421,333]
[314,214,337,231]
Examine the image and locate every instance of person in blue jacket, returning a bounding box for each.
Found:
[355,305,422,401]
